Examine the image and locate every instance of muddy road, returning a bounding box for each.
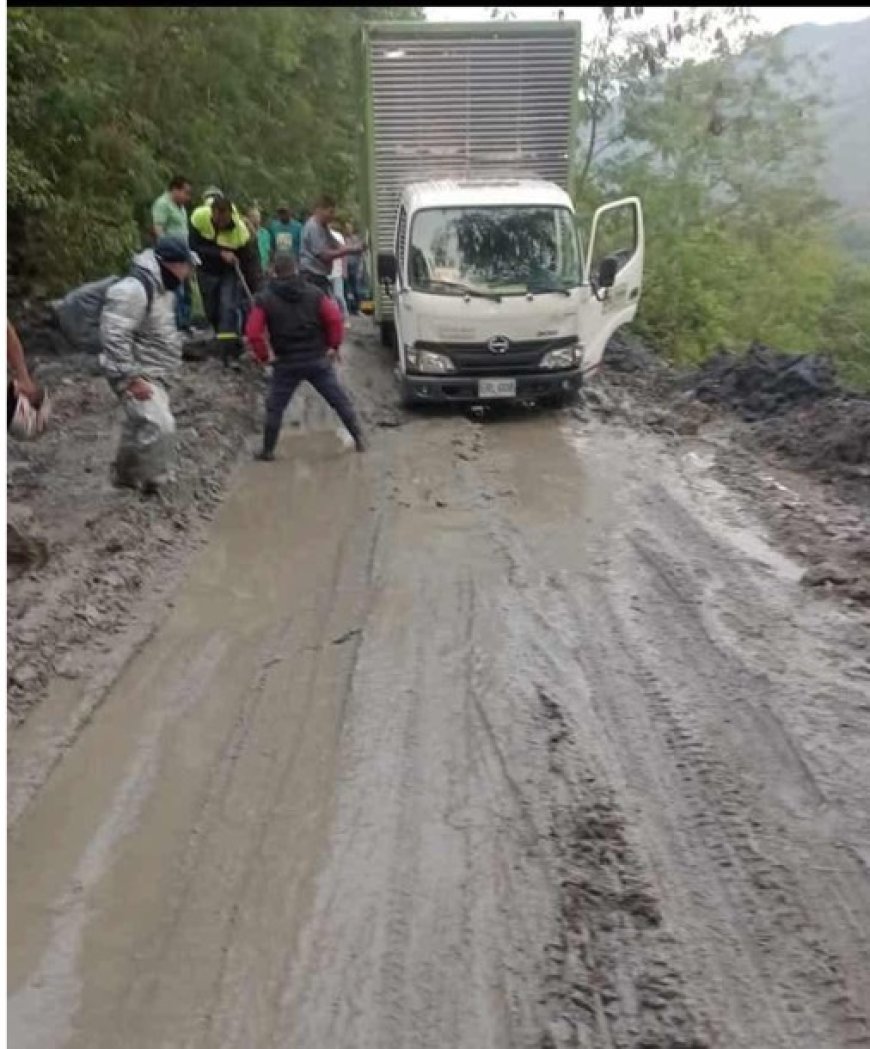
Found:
[8,325,870,1049]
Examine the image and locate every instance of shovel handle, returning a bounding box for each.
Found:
[233,258,255,304]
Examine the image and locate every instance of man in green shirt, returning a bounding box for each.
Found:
[151,176,192,241]
[269,205,303,260]
[151,176,193,329]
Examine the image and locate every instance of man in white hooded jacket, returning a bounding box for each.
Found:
[99,235,198,494]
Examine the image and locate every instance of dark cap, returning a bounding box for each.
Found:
[154,235,200,266]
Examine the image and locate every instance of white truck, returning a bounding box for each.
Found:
[359,19,644,407]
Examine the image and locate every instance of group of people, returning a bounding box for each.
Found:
[150,179,366,349]
[250,205,367,323]
[97,178,370,493]
[8,178,371,507]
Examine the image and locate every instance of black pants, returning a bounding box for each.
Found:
[345,267,360,314]
[265,358,363,448]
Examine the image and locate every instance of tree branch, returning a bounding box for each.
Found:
[577,92,602,193]
[592,130,627,161]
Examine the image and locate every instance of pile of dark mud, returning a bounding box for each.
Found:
[751,396,870,476]
[689,342,838,421]
[602,336,869,482]
[599,329,664,376]
[686,345,870,491]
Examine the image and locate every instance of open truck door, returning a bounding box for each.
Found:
[578,197,644,376]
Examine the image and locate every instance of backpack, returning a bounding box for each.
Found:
[52,268,158,356]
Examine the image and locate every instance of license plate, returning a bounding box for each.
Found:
[478,378,517,399]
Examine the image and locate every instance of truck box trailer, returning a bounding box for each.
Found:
[359,19,644,407]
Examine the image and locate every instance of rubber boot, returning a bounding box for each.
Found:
[255,423,280,461]
[220,336,243,370]
[110,453,140,491]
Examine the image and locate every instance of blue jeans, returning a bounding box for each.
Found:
[174,280,192,330]
[265,358,362,446]
[330,274,349,320]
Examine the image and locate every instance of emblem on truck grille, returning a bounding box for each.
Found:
[488,335,510,354]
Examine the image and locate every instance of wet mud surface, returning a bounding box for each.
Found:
[8,322,870,1048]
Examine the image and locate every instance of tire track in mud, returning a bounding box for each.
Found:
[467,568,710,1048]
[7,634,230,1049]
[272,420,719,1049]
[116,623,298,1027]
[537,694,697,1049]
[471,421,870,1047]
[8,392,395,1049]
[614,525,870,1049]
[480,540,715,1048]
[270,425,564,1048]
[176,469,393,1049]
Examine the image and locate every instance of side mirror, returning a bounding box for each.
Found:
[377,252,397,283]
[597,255,619,289]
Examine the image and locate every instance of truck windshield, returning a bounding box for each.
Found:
[408,206,581,297]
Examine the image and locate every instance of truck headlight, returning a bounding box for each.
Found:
[406,347,455,374]
[540,345,580,370]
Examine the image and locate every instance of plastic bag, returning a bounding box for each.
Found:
[8,384,51,440]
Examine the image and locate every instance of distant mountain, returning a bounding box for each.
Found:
[779,17,870,250]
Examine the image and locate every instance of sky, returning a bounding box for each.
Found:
[424,6,870,38]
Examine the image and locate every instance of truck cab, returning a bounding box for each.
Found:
[380,179,644,407]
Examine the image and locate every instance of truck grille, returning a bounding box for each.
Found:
[415,336,575,375]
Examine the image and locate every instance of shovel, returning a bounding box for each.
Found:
[232,259,275,378]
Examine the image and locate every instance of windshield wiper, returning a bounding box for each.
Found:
[427,279,502,303]
[525,280,572,297]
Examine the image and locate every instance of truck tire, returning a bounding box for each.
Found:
[379,320,397,353]
[542,387,582,410]
[399,378,419,411]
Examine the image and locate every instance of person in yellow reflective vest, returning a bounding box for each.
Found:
[189,194,262,364]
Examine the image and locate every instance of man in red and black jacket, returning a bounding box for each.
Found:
[245,252,367,460]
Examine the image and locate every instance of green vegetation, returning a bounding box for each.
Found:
[7,6,421,298]
[575,8,870,388]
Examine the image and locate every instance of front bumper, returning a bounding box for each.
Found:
[401,368,582,405]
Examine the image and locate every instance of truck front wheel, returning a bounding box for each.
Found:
[399,377,419,410]
[541,385,581,410]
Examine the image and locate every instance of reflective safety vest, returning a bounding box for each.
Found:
[190,203,252,251]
